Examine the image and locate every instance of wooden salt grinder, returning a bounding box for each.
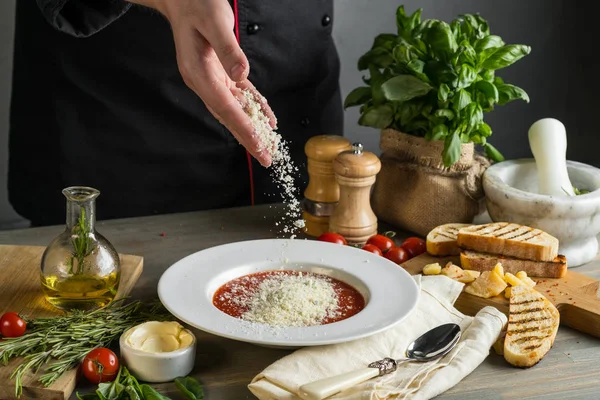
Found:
[303,135,352,237]
[329,142,381,244]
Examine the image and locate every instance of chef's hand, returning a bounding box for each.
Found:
[126,0,276,167]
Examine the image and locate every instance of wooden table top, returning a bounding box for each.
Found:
[1,204,600,400]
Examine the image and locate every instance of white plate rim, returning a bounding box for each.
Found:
[157,239,419,347]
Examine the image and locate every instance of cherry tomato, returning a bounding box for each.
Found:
[384,246,409,265]
[361,244,383,256]
[317,232,347,245]
[0,312,26,338]
[401,237,427,258]
[82,348,119,384]
[366,234,395,253]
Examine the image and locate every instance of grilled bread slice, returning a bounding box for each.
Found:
[426,223,472,256]
[460,250,567,278]
[504,285,560,367]
[457,223,559,262]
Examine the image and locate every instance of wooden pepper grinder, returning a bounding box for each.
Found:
[329,142,381,244]
[303,135,352,237]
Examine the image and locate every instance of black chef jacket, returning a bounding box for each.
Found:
[9,0,343,226]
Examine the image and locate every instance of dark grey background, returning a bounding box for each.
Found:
[0,0,596,229]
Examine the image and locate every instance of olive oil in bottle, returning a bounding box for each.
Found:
[41,272,119,310]
[41,187,121,311]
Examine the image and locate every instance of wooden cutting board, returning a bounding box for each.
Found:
[0,245,144,400]
[402,253,600,338]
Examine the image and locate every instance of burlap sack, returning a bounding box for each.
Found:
[371,129,490,236]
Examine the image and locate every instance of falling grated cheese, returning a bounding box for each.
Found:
[241,89,305,237]
[228,271,340,327]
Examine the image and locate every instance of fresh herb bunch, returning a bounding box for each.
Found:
[344,5,531,166]
[77,367,204,400]
[68,208,96,275]
[0,299,173,398]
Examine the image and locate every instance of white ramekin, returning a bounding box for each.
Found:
[119,324,196,383]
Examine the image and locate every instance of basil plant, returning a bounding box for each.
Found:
[344,5,531,167]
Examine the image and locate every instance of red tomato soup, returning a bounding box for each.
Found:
[212,270,365,327]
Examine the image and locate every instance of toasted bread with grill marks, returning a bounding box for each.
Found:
[457,223,559,262]
[504,285,559,368]
[426,223,472,256]
[460,250,567,278]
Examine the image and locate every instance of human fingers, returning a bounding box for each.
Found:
[173,27,271,166]
[193,0,250,82]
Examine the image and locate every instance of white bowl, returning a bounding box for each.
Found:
[483,158,600,267]
[119,325,196,383]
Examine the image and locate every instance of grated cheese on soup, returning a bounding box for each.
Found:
[213,270,365,328]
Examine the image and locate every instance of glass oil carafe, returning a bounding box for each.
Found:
[41,186,120,311]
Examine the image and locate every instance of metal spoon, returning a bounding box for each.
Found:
[298,323,461,400]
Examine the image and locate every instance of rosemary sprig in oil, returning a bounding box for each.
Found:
[67,208,96,275]
[0,299,173,398]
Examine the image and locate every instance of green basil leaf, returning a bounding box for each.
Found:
[372,33,398,51]
[438,83,450,102]
[474,35,504,53]
[429,124,448,141]
[484,143,505,162]
[475,80,499,103]
[405,8,422,36]
[358,104,394,128]
[397,100,424,124]
[396,5,410,35]
[474,14,490,36]
[459,17,473,41]
[497,83,530,105]
[381,75,432,102]
[481,69,495,82]
[392,44,413,65]
[478,122,492,137]
[434,109,454,120]
[413,18,436,37]
[407,59,425,74]
[125,387,141,400]
[482,44,531,70]
[368,65,386,104]
[453,89,472,111]
[461,14,480,37]
[413,38,428,55]
[450,19,462,41]
[406,59,430,82]
[443,133,461,167]
[358,48,393,71]
[457,43,477,66]
[424,21,457,60]
[140,385,171,400]
[97,381,124,400]
[344,87,372,109]
[464,103,483,132]
[424,60,457,85]
[456,65,477,89]
[175,377,204,400]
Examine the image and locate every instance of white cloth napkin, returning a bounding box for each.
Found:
[248,275,507,400]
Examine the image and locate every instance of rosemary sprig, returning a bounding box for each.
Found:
[68,208,96,275]
[0,299,173,398]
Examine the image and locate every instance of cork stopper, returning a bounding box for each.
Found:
[333,142,381,179]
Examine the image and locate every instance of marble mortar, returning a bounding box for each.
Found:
[483,159,600,267]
